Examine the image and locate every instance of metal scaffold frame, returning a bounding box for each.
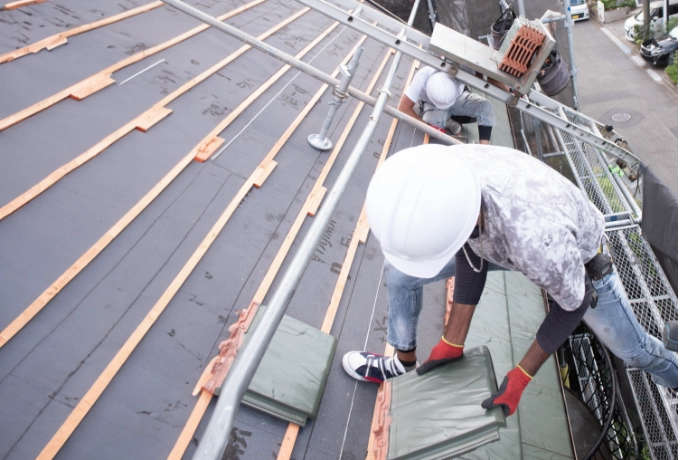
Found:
[518,106,678,460]
[294,0,641,167]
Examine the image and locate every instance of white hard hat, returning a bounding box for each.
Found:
[426,72,458,109]
[366,144,481,278]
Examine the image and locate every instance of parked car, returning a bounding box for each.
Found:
[625,0,678,41]
[570,0,590,21]
[640,26,678,65]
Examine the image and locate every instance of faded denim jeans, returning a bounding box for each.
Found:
[384,260,678,388]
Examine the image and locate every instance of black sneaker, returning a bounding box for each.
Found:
[342,351,409,383]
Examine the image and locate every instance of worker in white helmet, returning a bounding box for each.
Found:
[342,144,677,417]
[398,67,500,144]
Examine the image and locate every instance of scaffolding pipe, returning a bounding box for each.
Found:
[562,0,580,111]
[159,0,458,146]
[295,0,640,166]
[175,0,425,457]
[541,15,565,24]
[542,152,566,159]
[520,129,532,155]
[426,0,437,29]
[308,44,364,150]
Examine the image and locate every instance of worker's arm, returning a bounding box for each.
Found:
[481,273,593,417]
[481,343,546,417]
[398,94,422,121]
[416,244,487,375]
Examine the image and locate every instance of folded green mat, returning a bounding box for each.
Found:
[241,305,337,426]
[388,346,505,460]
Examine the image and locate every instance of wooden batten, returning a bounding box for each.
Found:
[45,35,68,51]
[69,74,116,100]
[193,137,225,162]
[0,149,198,348]
[0,0,45,11]
[135,107,173,132]
[166,390,212,460]
[0,2,164,63]
[253,160,277,188]
[167,33,376,460]
[192,356,219,397]
[306,187,327,217]
[0,0,266,130]
[276,424,301,460]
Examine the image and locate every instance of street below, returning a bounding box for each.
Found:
[571,14,678,192]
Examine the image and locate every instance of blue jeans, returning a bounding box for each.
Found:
[384,260,678,388]
[584,272,678,387]
[419,91,496,128]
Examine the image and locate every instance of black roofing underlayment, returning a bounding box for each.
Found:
[0,0,573,459]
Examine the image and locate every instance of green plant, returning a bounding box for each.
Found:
[594,167,626,213]
[601,0,635,9]
[641,442,652,460]
[665,51,678,84]
[633,24,644,44]
[666,16,678,32]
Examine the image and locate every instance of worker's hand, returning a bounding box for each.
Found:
[428,124,448,134]
[481,364,532,417]
[415,336,463,375]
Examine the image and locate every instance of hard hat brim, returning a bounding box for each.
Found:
[431,100,455,110]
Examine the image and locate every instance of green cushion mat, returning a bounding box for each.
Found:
[387,346,506,460]
[241,305,337,426]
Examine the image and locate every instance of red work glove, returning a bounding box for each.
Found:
[428,124,448,133]
[481,364,533,417]
[415,336,464,375]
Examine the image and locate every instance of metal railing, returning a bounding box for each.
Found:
[518,102,678,460]
[518,109,638,226]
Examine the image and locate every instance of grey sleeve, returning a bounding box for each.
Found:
[536,273,593,354]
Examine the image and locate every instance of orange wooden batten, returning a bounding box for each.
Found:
[0,0,45,11]
[0,2,164,63]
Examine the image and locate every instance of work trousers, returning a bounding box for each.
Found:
[384,259,678,388]
[418,91,496,128]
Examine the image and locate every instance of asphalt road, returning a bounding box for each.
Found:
[571,14,679,192]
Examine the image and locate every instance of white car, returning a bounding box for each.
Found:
[570,0,590,22]
[625,0,679,41]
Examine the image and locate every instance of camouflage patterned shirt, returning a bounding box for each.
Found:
[458,145,605,311]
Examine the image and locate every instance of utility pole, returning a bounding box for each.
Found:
[642,0,651,41]
[664,0,669,30]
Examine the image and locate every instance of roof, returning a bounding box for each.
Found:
[0,0,575,458]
